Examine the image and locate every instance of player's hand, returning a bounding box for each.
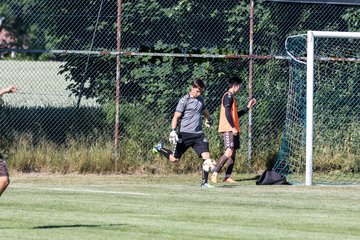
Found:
[5,86,17,94]
[169,130,178,145]
[232,127,238,136]
[205,118,212,128]
[247,98,257,109]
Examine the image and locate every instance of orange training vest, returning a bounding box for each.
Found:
[218,92,240,133]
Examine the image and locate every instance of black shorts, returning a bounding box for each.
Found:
[0,159,9,177]
[222,131,240,150]
[173,132,209,159]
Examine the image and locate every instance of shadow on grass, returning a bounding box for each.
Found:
[217,185,237,188]
[32,223,128,229]
[235,175,260,182]
[214,175,261,188]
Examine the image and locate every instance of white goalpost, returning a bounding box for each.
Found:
[306,31,360,185]
[276,31,360,185]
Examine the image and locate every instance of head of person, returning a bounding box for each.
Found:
[190,79,205,97]
[228,76,242,94]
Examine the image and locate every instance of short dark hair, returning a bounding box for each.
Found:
[228,76,242,87]
[192,79,206,89]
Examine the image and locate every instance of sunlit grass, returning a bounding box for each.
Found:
[1,174,360,240]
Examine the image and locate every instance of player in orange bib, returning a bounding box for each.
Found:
[210,77,256,183]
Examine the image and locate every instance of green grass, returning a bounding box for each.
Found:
[0,60,98,107]
[1,173,359,240]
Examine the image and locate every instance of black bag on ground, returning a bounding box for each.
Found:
[256,170,290,185]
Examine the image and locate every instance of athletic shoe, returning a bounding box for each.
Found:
[210,174,217,184]
[201,183,215,189]
[152,142,163,154]
[223,177,236,183]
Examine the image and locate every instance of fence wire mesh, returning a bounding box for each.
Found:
[0,0,359,178]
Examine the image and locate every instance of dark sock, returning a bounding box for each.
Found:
[202,170,209,185]
[225,158,234,177]
[159,148,172,159]
[215,155,228,173]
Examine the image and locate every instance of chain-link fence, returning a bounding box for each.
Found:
[0,0,359,176]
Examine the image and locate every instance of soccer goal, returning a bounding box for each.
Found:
[274,31,360,185]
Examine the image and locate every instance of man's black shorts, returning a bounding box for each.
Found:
[173,132,209,159]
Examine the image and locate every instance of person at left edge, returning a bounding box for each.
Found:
[0,85,17,198]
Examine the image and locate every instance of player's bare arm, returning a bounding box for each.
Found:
[171,111,182,129]
[203,108,212,127]
[0,85,17,96]
[203,108,211,121]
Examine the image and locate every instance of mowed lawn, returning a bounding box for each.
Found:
[1,173,359,240]
[0,60,98,107]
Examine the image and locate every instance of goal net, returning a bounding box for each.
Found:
[274,31,360,185]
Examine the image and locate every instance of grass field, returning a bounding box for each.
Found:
[1,173,359,240]
[1,60,98,107]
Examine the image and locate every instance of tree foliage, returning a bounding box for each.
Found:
[1,0,359,166]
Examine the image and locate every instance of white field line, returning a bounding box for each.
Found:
[11,185,150,196]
